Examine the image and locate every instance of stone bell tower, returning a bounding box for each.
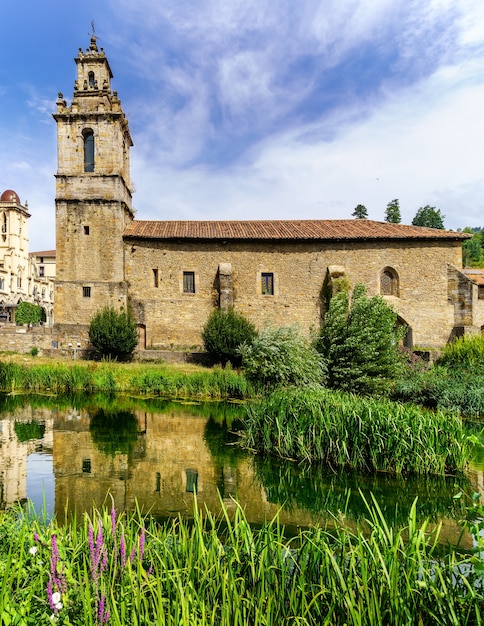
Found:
[53,36,133,332]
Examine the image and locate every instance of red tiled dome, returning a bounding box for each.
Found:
[0,189,20,203]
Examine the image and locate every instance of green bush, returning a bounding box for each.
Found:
[239,324,326,389]
[202,308,257,366]
[436,332,484,371]
[317,283,406,394]
[15,302,44,326]
[88,306,138,361]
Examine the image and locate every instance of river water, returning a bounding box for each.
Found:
[1,394,483,548]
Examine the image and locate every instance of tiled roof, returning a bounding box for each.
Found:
[124,219,470,242]
[463,269,484,286]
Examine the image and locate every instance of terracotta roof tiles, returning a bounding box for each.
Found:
[123,219,469,242]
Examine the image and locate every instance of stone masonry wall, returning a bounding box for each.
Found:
[125,237,464,351]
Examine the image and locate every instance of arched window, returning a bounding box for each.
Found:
[380,267,399,296]
[88,71,96,88]
[83,129,95,172]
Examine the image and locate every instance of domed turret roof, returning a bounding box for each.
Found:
[0,190,20,203]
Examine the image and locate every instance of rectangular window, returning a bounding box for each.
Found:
[261,272,274,295]
[0,279,4,290]
[82,459,92,474]
[84,225,90,235]
[153,268,159,287]
[183,271,195,294]
[17,277,22,289]
[39,266,45,277]
[83,286,91,298]
[186,469,198,493]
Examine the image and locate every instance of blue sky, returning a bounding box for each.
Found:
[1,0,483,251]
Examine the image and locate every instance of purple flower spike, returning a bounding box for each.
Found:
[120,534,126,568]
[129,545,136,564]
[111,506,116,537]
[139,526,146,561]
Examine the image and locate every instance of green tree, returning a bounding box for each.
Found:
[317,284,406,394]
[202,307,257,366]
[412,205,445,229]
[385,198,401,223]
[238,324,326,389]
[88,306,138,361]
[15,302,44,325]
[352,204,368,219]
[462,228,484,267]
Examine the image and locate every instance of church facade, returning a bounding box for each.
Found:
[53,38,482,354]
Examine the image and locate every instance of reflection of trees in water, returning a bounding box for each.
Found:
[252,456,471,526]
[14,421,46,442]
[89,409,139,456]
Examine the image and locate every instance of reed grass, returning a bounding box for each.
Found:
[0,360,254,400]
[243,387,471,475]
[0,495,482,625]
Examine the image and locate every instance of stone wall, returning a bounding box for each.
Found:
[125,237,465,351]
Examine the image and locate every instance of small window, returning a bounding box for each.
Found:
[0,279,4,290]
[82,459,92,474]
[17,277,22,289]
[261,272,274,295]
[83,129,95,172]
[153,268,159,288]
[186,469,198,493]
[83,286,91,298]
[183,271,195,294]
[39,266,45,277]
[380,268,399,297]
[84,225,90,235]
[88,71,96,88]
[155,472,161,492]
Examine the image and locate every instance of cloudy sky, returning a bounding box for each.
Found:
[1,0,483,251]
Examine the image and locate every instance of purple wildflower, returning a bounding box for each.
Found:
[120,533,126,568]
[129,545,136,564]
[98,594,110,623]
[34,532,39,543]
[111,506,116,537]
[139,525,146,561]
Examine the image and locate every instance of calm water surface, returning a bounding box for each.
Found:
[1,394,482,547]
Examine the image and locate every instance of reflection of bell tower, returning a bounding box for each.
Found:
[53,36,133,330]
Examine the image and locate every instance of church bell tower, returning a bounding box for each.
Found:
[53,36,133,330]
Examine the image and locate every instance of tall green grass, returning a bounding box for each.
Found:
[0,496,482,625]
[243,387,471,475]
[0,361,254,400]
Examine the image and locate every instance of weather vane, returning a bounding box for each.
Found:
[91,20,96,37]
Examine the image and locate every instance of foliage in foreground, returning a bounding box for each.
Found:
[202,307,257,367]
[1,496,483,626]
[243,387,471,475]
[317,283,406,394]
[238,324,326,389]
[89,306,138,361]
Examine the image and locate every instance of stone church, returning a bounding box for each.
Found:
[53,37,483,354]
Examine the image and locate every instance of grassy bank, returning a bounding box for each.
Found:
[0,357,254,400]
[243,387,472,475]
[1,497,483,625]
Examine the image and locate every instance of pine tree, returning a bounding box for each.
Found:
[352,204,368,219]
[385,198,401,223]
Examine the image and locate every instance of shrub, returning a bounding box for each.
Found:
[88,306,138,361]
[317,283,406,394]
[436,332,484,371]
[239,324,326,389]
[15,302,44,326]
[202,308,257,366]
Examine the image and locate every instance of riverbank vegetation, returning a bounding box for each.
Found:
[1,496,483,625]
[243,386,472,475]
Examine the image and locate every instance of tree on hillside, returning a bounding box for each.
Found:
[352,204,368,219]
[89,306,138,361]
[385,198,401,223]
[462,228,484,267]
[412,205,445,229]
[316,284,406,394]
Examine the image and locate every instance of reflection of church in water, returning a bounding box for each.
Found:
[1,403,483,549]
